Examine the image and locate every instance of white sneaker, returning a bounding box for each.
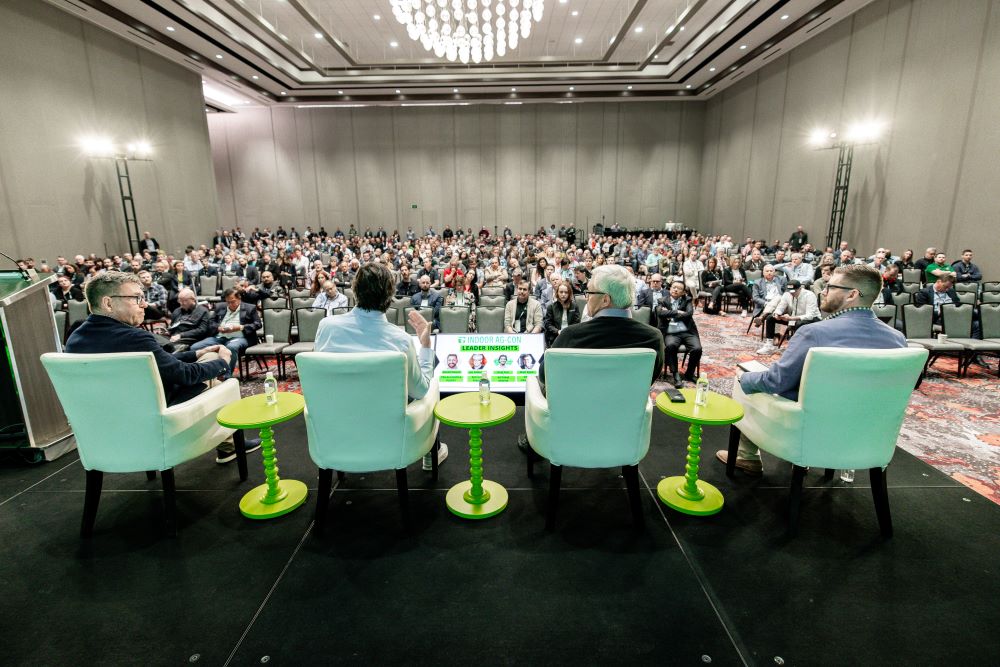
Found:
[422,442,449,471]
[756,343,777,355]
[740,309,747,317]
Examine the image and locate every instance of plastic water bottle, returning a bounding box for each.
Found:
[264,371,278,406]
[840,469,855,483]
[695,375,709,407]
[479,377,491,406]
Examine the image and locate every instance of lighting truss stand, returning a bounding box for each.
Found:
[114,157,142,255]
[825,143,854,250]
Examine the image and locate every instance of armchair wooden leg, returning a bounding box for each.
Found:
[395,468,411,531]
[545,464,562,531]
[431,435,440,482]
[161,468,177,538]
[145,470,157,481]
[623,464,644,530]
[823,468,835,481]
[81,469,103,538]
[314,468,333,534]
[726,425,740,478]
[869,467,893,538]
[233,430,249,482]
[336,470,346,483]
[788,465,807,537]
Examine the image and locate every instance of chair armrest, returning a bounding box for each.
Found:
[524,376,552,460]
[733,381,804,463]
[162,378,241,439]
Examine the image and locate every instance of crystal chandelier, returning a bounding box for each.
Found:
[390,0,545,64]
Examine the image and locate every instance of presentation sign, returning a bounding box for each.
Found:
[433,333,545,393]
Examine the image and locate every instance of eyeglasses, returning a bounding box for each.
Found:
[822,283,862,297]
[584,290,607,297]
[111,294,147,305]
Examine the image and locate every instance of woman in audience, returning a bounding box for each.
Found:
[63,263,84,288]
[683,248,704,300]
[542,282,581,347]
[701,256,724,314]
[276,255,295,290]
[161,260,195,311]
[711,255,751,315]
[813,253,836,280]
[895,249,916,272]
[532,257,549,287]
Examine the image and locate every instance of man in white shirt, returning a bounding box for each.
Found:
[312,281,349,315]
[756,280,821,355]
[313,263,448,470]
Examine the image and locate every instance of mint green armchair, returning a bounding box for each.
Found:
[295,351,440,532]
[525,348,657,530]
[41,352,246,537]
[729,346,928,536]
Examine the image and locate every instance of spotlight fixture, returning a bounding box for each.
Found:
[215,54,223,59]
[574,37,582,44]
[165,26,175,31]
[781,14,789,20]
[395,89,401,94]
[571,10,579,16]
[739,44,747,49]
[627,85,633,90]
[390,41,398,48]
[635,26,643,33]
[314,32,323,39]
[709,67,716,72]
[374,14,381,20]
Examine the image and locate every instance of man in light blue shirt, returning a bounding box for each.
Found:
[313,263,447,469]
[781,253,814,286]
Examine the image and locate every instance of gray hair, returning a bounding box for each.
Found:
[591,264,635,309]
[84,271,142,311]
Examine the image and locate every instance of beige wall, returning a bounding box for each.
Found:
[0,0,219,263]
[699,0,1000,277]
[207,102,705,237]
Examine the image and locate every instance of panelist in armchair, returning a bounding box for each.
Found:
[717,264,906,475]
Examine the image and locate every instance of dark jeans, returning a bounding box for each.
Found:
[765,316,819,339]
[663,331,702,378]
[711,284,751,309]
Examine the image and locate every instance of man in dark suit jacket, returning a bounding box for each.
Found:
[189,288,261,377]
[411,275,444,330]
[167,288,214,352]
[654,280,702,386]
[540,265,664,391]
[65,272,231,406]
[914,275,980,336]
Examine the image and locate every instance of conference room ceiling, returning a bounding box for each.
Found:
[51,0,875,109]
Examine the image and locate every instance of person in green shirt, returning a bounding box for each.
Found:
[924,252,956,283]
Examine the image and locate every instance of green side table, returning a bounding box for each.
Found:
[217,392,307,520]
[655,389,743,516]
[434,392,516,520]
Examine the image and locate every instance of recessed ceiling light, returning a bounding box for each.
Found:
[709,67,716,72]
[390,41,398,47]
[374,14,381,20]
[740,44,747,49]
[635,26,643,33]
[559,0,567,4]
[627,85,633,90]
[314,32,323,39]
[511,87,517,91]
[338,90,344,94]
[569,86,575,90]
[781,14,789,20]
[654,54,659,59]
[165,26,175,32]
[252,75,259,79]
[574,37,582,44]
[280,91,286,95]
[679,26,685,31]
[609,36,615,44]
[215,54,223,59]
[686,85,692,89]
[395,89,401,94]
[571,10,579,16]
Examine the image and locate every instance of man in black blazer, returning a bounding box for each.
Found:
[65,272,231,405]
[914,275,981,337]
[167,289,214,353]
[655,280,703,386]
[411,275,444,330]
[189,288,261,378]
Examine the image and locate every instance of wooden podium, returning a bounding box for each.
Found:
[0,274,75,461]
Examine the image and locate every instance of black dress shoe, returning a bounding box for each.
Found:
[682,374,697,384]
[672,372,683,387]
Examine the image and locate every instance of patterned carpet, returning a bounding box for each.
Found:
[240,310,1000,505]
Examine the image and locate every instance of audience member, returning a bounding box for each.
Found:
[167,288,214,353]
[189,288,261,378]
[951,250,981,284]
[504,280,543,334]
[655,280,702,386]
[312,280,349,315]
[49,274,84,310]
[542,282,581,346]
[756,280,821,355]
[411,275,444,330]
[138,270,168,321]
[924,252,956,284]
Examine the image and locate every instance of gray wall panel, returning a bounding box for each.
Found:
[0,0,219,261]
[209,102,705,237]
[698,0,1000,276]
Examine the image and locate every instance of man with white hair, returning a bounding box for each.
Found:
[517,264,664,454]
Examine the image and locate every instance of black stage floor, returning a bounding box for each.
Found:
[2,409,998,666]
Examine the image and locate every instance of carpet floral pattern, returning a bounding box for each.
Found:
[238,310,1000,505]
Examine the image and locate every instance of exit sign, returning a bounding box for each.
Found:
[411,204,418,209]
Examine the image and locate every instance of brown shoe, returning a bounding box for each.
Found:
[715,450,763,475]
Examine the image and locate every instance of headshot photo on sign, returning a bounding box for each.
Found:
[470,353,486,369]
[494,353,509,367]
[518,353,536,370]
[446,353,459,369]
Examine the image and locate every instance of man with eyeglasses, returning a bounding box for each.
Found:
[65,272,236,406]
[716,264,906,475]
[190,288,261,379]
